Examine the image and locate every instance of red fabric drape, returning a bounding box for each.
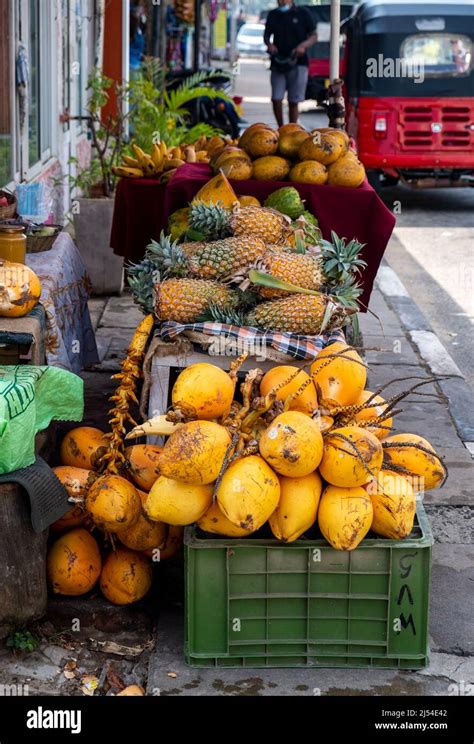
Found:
[110,163,396,309]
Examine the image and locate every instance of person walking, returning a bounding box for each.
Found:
[264,0,317,126]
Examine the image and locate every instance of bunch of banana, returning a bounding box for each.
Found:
[112,141,210,183]
[174,0,194,23]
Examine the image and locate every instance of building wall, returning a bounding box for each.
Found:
[0,0,99,222]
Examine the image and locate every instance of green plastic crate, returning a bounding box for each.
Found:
[184,503,432,669]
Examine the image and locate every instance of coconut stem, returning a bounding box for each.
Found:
[98,314,154,474]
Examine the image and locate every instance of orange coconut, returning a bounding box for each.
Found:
[85,474,141,533]
[47,528,101,596]
[49,466,95,532]
[125,444,162,491]
[59,426,109,470]
[142,526,184,561]
[118,489,167,552]
[100,548,152,605]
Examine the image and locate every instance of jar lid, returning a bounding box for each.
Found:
[0,224,25,234]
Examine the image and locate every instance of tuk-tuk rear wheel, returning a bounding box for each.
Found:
[368,170,400,191]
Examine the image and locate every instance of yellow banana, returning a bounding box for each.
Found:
[159,140,168,159]
[194,135,206,151]
[151,143,164,172]
[125,415,182,439]
[122,155,141,167]
[131,144,154,172]
[112,166,144,178]
[163,158,185,170]
[184,146,196,163]
[195,150,209,162]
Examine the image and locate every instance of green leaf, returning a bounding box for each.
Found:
[248,270,321,296]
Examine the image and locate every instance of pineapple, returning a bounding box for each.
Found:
[187,236,267,280]
[156,278,239,323]
[189,202,290,245]
[146,232,266,282]
[246,294,349,335]
[254,250,324,298]
[230,205,289,244]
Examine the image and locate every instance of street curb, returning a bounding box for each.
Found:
[376,262,474,444]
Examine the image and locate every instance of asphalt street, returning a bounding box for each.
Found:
[234,59,474,390]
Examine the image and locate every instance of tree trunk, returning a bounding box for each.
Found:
[0,483,48,637]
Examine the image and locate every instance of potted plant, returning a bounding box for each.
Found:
[66,70,127,295]
[66,63,232,294]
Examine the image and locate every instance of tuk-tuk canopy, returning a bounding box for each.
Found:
[343,0,474,97]
[348,0,474,35]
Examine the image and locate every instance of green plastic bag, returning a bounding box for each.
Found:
[0,366,84,474]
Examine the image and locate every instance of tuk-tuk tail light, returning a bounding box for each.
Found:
[374,114,388,139]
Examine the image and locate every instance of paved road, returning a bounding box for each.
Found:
[234,59,474,390]
[380,186,474,392]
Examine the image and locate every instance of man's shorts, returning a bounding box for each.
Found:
[270,65,308,104]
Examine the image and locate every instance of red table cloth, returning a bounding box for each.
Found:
[110,163,396,309]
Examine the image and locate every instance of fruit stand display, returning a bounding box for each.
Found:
[110,125,396,311]
[44,129,446,658]
[1,120,442,671]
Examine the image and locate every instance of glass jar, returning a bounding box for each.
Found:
[0,225,26,263]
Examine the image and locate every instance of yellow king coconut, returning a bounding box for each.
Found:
[382,433,446,492]
[198,501,255,537]
[85,474,142,533]
[217,455,280,531]
[171,363,235,420]
[269,471,322,543]
[158,420,231,485]
[319,426,383,487]
[259,366,318,415]
[318,485,373,550]
[353,390,393,440]
[145,476,213,525]
[310,342,367,407]
[367,470,416,539]
[259,411,323,477]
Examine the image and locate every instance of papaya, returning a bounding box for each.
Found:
[192,172,238,207]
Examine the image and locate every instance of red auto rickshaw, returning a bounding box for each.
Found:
[342,0,474,188]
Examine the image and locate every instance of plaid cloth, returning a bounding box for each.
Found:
[159,321,346,361]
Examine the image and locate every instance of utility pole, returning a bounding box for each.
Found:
[229,0,237,68]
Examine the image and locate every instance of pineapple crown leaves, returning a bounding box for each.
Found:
[188,200,232,240]
[198,301,248,326]
[325,275,363,311]
[127,258,161,315]
[321,231,367,282]
[145,231,188,277]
